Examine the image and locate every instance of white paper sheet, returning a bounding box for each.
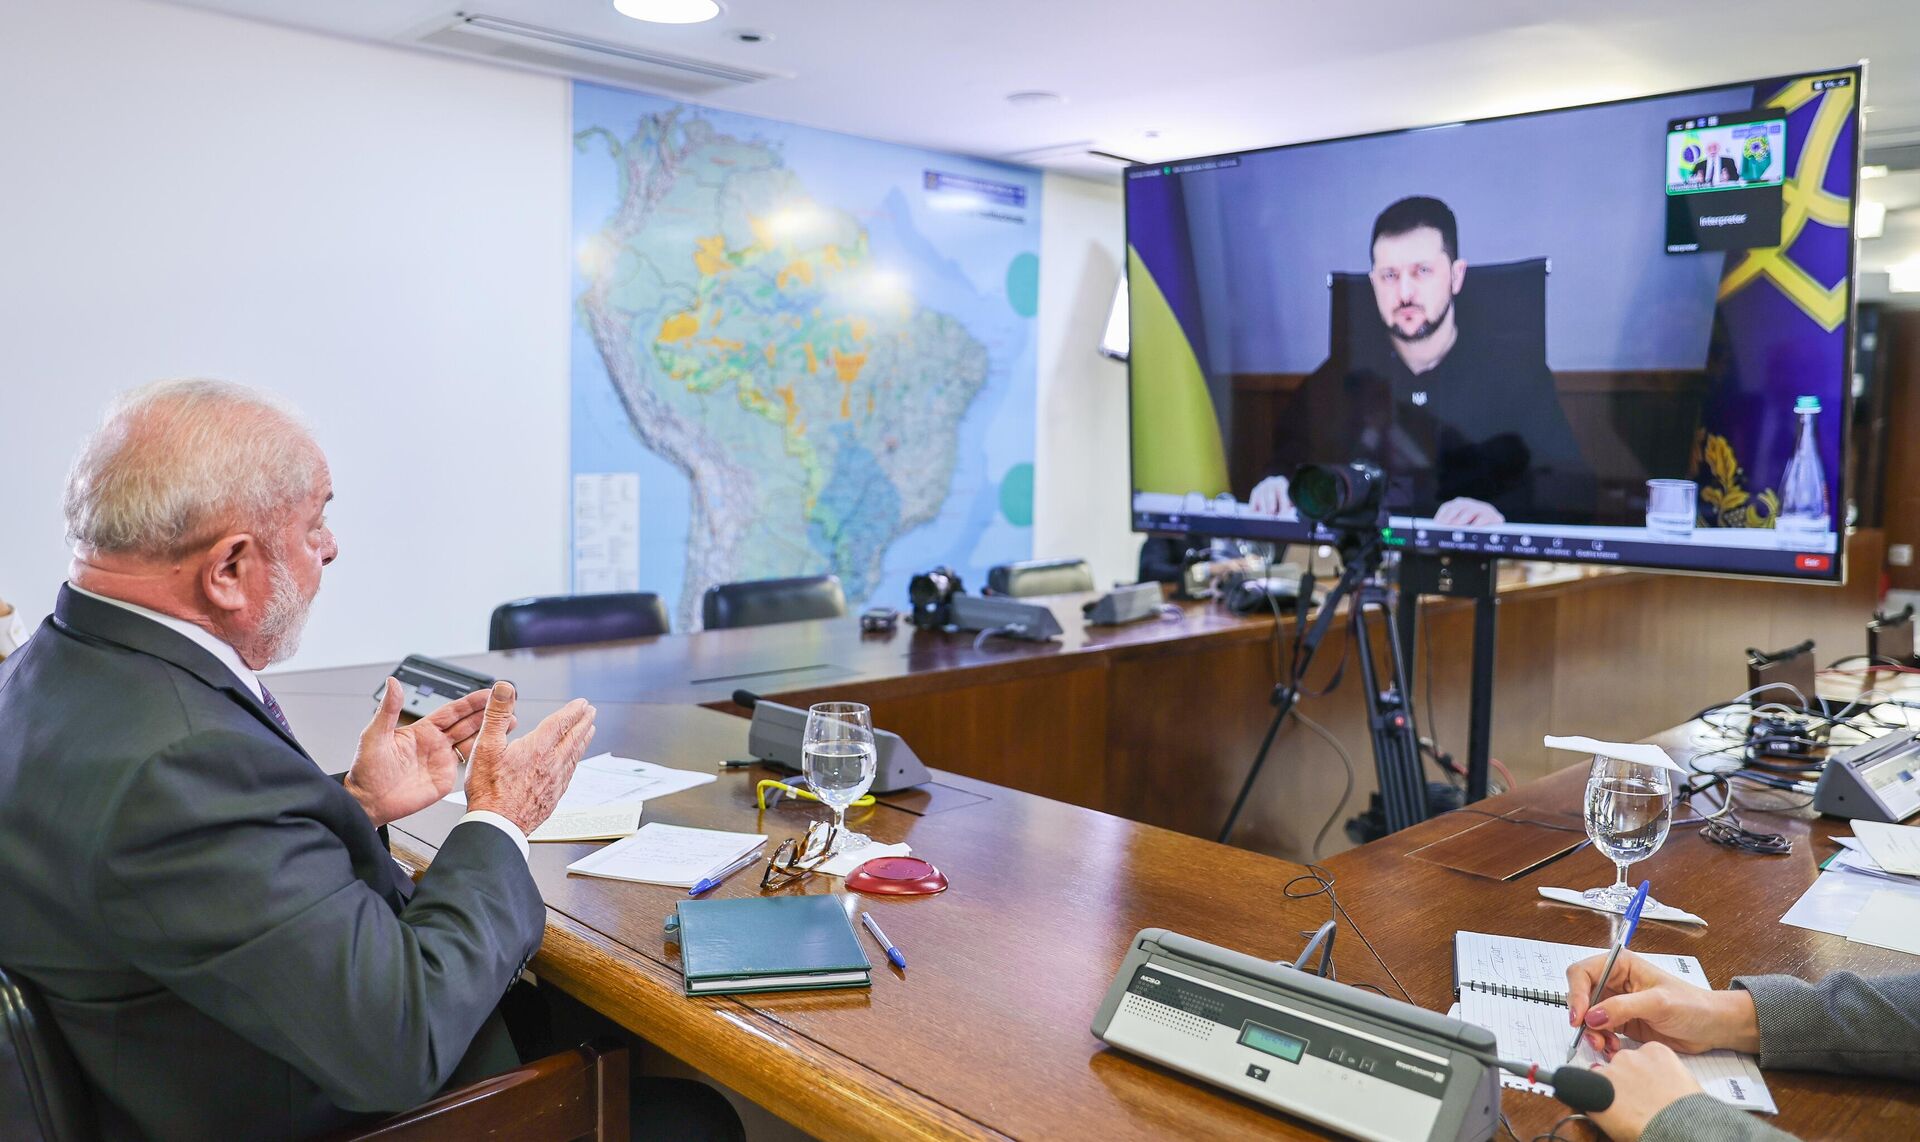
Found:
[1822,845,1920,887]
[572,472,640,594]
[447,753,715,810]
[1852,820,1920,876]
[1781,862,1920,937]
[528,802,644,843]
[1845,889,1920,955]
[1458,988,1775,1112]
[1544,736,1684,774]
[565,823,766,888]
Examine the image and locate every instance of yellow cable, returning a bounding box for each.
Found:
[755,778,875,811]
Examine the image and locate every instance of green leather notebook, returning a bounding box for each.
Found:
[671,894,872,995]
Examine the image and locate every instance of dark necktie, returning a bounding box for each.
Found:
[259,683,296,738]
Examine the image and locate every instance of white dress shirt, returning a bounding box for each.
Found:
[70,584,528,858]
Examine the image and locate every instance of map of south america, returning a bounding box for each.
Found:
[572,90,1036,628]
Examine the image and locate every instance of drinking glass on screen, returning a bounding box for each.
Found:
[1582,753,1673,910]
[802,702,877,853]
[1644,479,1698,539]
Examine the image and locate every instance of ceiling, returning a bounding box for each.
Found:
[162,0,1920,284]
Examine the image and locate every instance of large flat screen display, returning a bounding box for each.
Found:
[1127,67,1860,581]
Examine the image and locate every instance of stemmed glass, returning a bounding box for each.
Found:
[1582,753,1674,910]
[802,702,878,854]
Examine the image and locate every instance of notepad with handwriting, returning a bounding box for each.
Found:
[1452,932,1774,1113]
[1454,931,1709,1002]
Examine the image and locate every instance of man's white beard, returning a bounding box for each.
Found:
[258,560,313,666]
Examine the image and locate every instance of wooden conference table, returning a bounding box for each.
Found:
[272,659,1917,1140]
[276,691,1403,1141]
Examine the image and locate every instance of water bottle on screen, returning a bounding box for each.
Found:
[1581,753,1673,911]
[803,702,878,853]
[1777,396,1830,538]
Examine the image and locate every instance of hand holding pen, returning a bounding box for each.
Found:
[1567,880,1650,1063]
[1566,951,1764,1058]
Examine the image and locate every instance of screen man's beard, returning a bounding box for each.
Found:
[1387,299,1452,343]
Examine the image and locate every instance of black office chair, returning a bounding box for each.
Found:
[0,964,95,1142]
[701,575,846,630]
[987,558,1095,597]
[488,593,670,651]
[0,961,632,1142]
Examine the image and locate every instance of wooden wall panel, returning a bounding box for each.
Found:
[699,534,1886,867]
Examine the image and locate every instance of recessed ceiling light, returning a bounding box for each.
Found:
[613,0,721,25]
[1862,165,1889,180]
[1006,91,1065,108]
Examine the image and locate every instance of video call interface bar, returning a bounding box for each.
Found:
[1130,508,1837,579]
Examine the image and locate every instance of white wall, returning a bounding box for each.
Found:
[0,0,571,672]
[0,0,1136,672]
[1034,173,1139,587]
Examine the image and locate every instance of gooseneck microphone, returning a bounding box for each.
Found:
[1474,1055,1614,1113]
[1538,1063,1616,1113]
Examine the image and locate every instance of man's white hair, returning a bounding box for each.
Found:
[63,380,323,558]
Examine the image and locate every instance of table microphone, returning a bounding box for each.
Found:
[1474,1056,1614,1113]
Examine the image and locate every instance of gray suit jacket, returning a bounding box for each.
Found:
[0,586,545,1141]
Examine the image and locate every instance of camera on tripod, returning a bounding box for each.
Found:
[1292,460,1388,533]
[1221,460,1450,847]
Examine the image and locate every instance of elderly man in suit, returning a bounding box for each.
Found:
[0,380,735,1140]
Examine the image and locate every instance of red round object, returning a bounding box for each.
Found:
[846,856,948,895]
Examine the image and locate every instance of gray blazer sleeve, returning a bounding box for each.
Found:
[1640,1093,1798,1142]
[89,729,546,1113]
[1735,971,1920,1077]
[1644,971,1920,1142]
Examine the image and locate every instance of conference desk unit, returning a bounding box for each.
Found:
[275,530,1881,864]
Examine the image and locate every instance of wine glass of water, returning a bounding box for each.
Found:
[803,702,878,854]
[1582,754,1674,910]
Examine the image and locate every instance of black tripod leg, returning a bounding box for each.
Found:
[1217,555,1370,845]
[1353,589,1428,834]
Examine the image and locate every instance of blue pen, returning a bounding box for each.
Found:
[860,911,907,972]
[687,844,766,896]
[1567,880,1651,1063]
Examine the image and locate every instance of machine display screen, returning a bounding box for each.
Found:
[1239,1021,1309,1063]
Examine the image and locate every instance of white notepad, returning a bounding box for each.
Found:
[448,753,715,812]
[1452,932,1774,1113]
[1454,931,1709,1001]
[528,802,644,843]
[565,823,767,888]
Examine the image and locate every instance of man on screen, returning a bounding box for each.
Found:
[1249,195,1593,527]
[1691,140,1739,185]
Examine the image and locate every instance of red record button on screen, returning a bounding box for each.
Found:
[1795,554,1831,572]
